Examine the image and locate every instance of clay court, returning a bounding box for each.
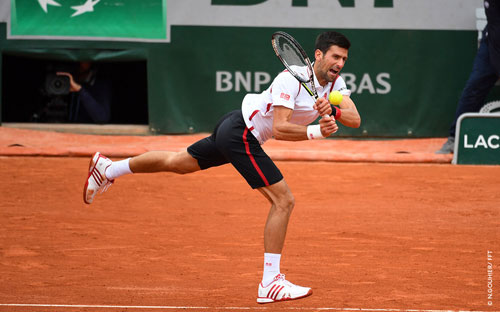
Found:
[0,127,498,312]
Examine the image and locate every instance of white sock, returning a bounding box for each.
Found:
[105,158,132,180]
[262,253,281,286]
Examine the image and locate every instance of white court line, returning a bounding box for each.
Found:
[0,304,497,312]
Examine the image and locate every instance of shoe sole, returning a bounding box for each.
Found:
[83,152,99,204]
[257,289,312,304]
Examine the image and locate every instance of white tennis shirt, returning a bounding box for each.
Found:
[241,66,351,144]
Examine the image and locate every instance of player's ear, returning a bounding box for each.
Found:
[314,49,323,61]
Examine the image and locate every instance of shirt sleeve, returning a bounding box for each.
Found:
[270,71,301,110]
[333,76,352,97]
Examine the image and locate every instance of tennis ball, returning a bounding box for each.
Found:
[328,91,343,105]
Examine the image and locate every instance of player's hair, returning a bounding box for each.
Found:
[314,31,351,54]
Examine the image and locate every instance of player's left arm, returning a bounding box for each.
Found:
[335,96,361,128]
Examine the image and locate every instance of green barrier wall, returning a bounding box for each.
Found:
[0,22,494,137]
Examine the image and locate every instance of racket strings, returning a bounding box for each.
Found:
[273,33,311,84]
[275,36,307,67]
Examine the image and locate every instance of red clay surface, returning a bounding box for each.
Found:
[0,127,453,163]
[0,155,499,312]
[0,126,498,311]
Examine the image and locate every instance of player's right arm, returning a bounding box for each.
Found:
[270,71,337,140]
[272,105,337,141]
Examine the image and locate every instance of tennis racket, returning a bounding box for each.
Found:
[271,31,319,101]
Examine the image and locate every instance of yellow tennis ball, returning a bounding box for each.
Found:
[328,91,343,105]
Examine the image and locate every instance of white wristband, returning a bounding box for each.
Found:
[306,124,324,140]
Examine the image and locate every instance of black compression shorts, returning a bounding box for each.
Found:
[187,110,283,189]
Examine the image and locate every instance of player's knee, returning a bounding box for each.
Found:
[275,191,295,214]
[161,153,180,173]
[165,152,198,174]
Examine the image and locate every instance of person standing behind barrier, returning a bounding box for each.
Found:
[437,0,500,154]
[57,62,112,124]
[82,31,361,303]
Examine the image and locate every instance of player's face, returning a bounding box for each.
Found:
[314,45,348,85]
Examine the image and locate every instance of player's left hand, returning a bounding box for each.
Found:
[313,97,332,116]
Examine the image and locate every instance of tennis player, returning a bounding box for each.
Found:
[84,31,361,303]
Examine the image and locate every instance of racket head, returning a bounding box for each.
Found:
[271,31,318,98]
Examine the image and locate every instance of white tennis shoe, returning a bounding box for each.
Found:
[83,152,114,204]
[257,273,312,304]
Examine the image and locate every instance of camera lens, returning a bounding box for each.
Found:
[45,73,70,95]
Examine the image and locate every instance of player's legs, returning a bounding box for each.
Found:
[256,180,312,304]
[129,115,236,175]
[208,110,311,303]
[85,113,232,204]
[258,180,295,254]
[84,150,201,204]
[129,150,201,174]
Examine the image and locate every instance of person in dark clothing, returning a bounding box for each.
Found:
[437,0,500,154]
[57,62,112,124]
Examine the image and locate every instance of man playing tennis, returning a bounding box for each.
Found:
[84,31,361,303]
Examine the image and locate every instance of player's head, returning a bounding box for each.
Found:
[314,31,351,54]
[313,31,350,85]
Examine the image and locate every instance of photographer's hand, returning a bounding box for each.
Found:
[56,72,82,92]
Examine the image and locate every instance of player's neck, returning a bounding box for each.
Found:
[313,68,327,87]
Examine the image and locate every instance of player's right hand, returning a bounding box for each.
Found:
[319,115,338,137]
[313,97,332,116]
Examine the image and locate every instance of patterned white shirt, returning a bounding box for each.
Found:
[241,66,351,144]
